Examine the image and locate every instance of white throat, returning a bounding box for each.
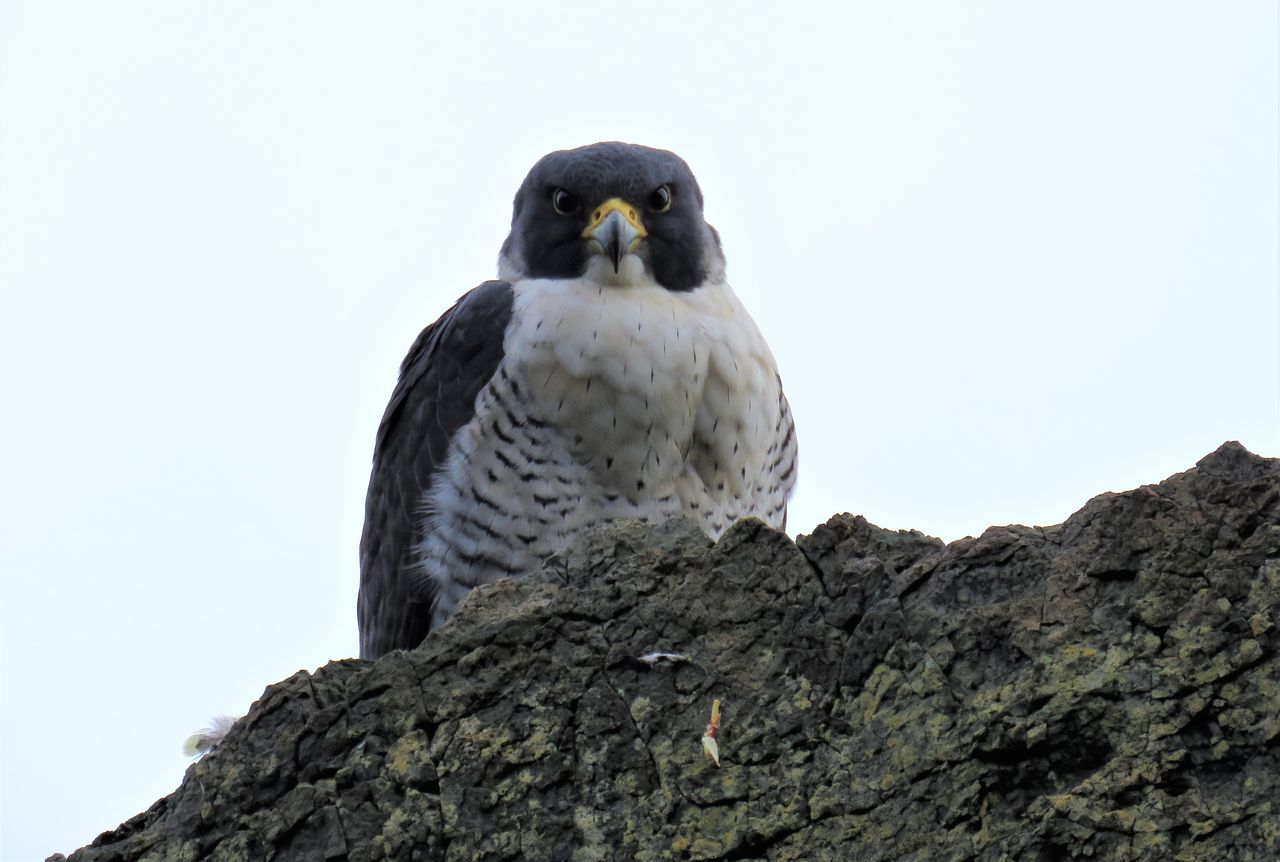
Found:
[581,254,650,288]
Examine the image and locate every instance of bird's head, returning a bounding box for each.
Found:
[498,142,725,291]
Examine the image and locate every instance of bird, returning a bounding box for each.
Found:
[357,142,797,660]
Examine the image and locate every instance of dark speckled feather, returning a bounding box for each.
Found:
[357,281,514,659]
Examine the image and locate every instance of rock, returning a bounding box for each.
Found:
[55,442,1280,861]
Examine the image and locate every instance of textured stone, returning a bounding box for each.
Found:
[55,442,1279,861]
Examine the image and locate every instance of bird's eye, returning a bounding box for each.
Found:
[648,185,672,213]
[551,188,579,215]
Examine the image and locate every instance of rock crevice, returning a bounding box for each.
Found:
[58,442,1280,861]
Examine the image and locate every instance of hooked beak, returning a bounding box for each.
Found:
[581,198,647,273]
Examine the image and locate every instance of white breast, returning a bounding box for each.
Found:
[420,271,796,624]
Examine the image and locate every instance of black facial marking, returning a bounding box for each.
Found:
[501,142,722,292]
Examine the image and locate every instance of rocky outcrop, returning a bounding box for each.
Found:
[56,442,1279,861]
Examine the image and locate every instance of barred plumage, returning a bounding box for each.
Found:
[358,143,797,659]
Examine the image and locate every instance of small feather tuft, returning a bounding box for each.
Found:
[701,699,722,767]
[183,714,239,759]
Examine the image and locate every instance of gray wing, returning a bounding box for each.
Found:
[358,280,515,659]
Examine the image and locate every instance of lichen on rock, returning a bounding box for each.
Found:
[55,442,1280,861]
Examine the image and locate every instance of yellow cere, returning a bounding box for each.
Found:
[581,197,648,239]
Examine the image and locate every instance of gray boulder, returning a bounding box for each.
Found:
[56,442,1280,861]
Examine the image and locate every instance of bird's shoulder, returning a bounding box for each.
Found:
[358,280,516,658]
[373,280,515,455]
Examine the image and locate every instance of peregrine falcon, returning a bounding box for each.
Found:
[358,142,797,659]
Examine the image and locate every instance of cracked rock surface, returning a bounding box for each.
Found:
[57,442,1280,861]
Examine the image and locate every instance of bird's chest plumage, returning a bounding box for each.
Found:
[421,275,792,624]
[506,279,709,500]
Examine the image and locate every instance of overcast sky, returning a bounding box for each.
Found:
[1,2,1276,859]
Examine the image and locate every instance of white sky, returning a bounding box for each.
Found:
[1,2,1276,859]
